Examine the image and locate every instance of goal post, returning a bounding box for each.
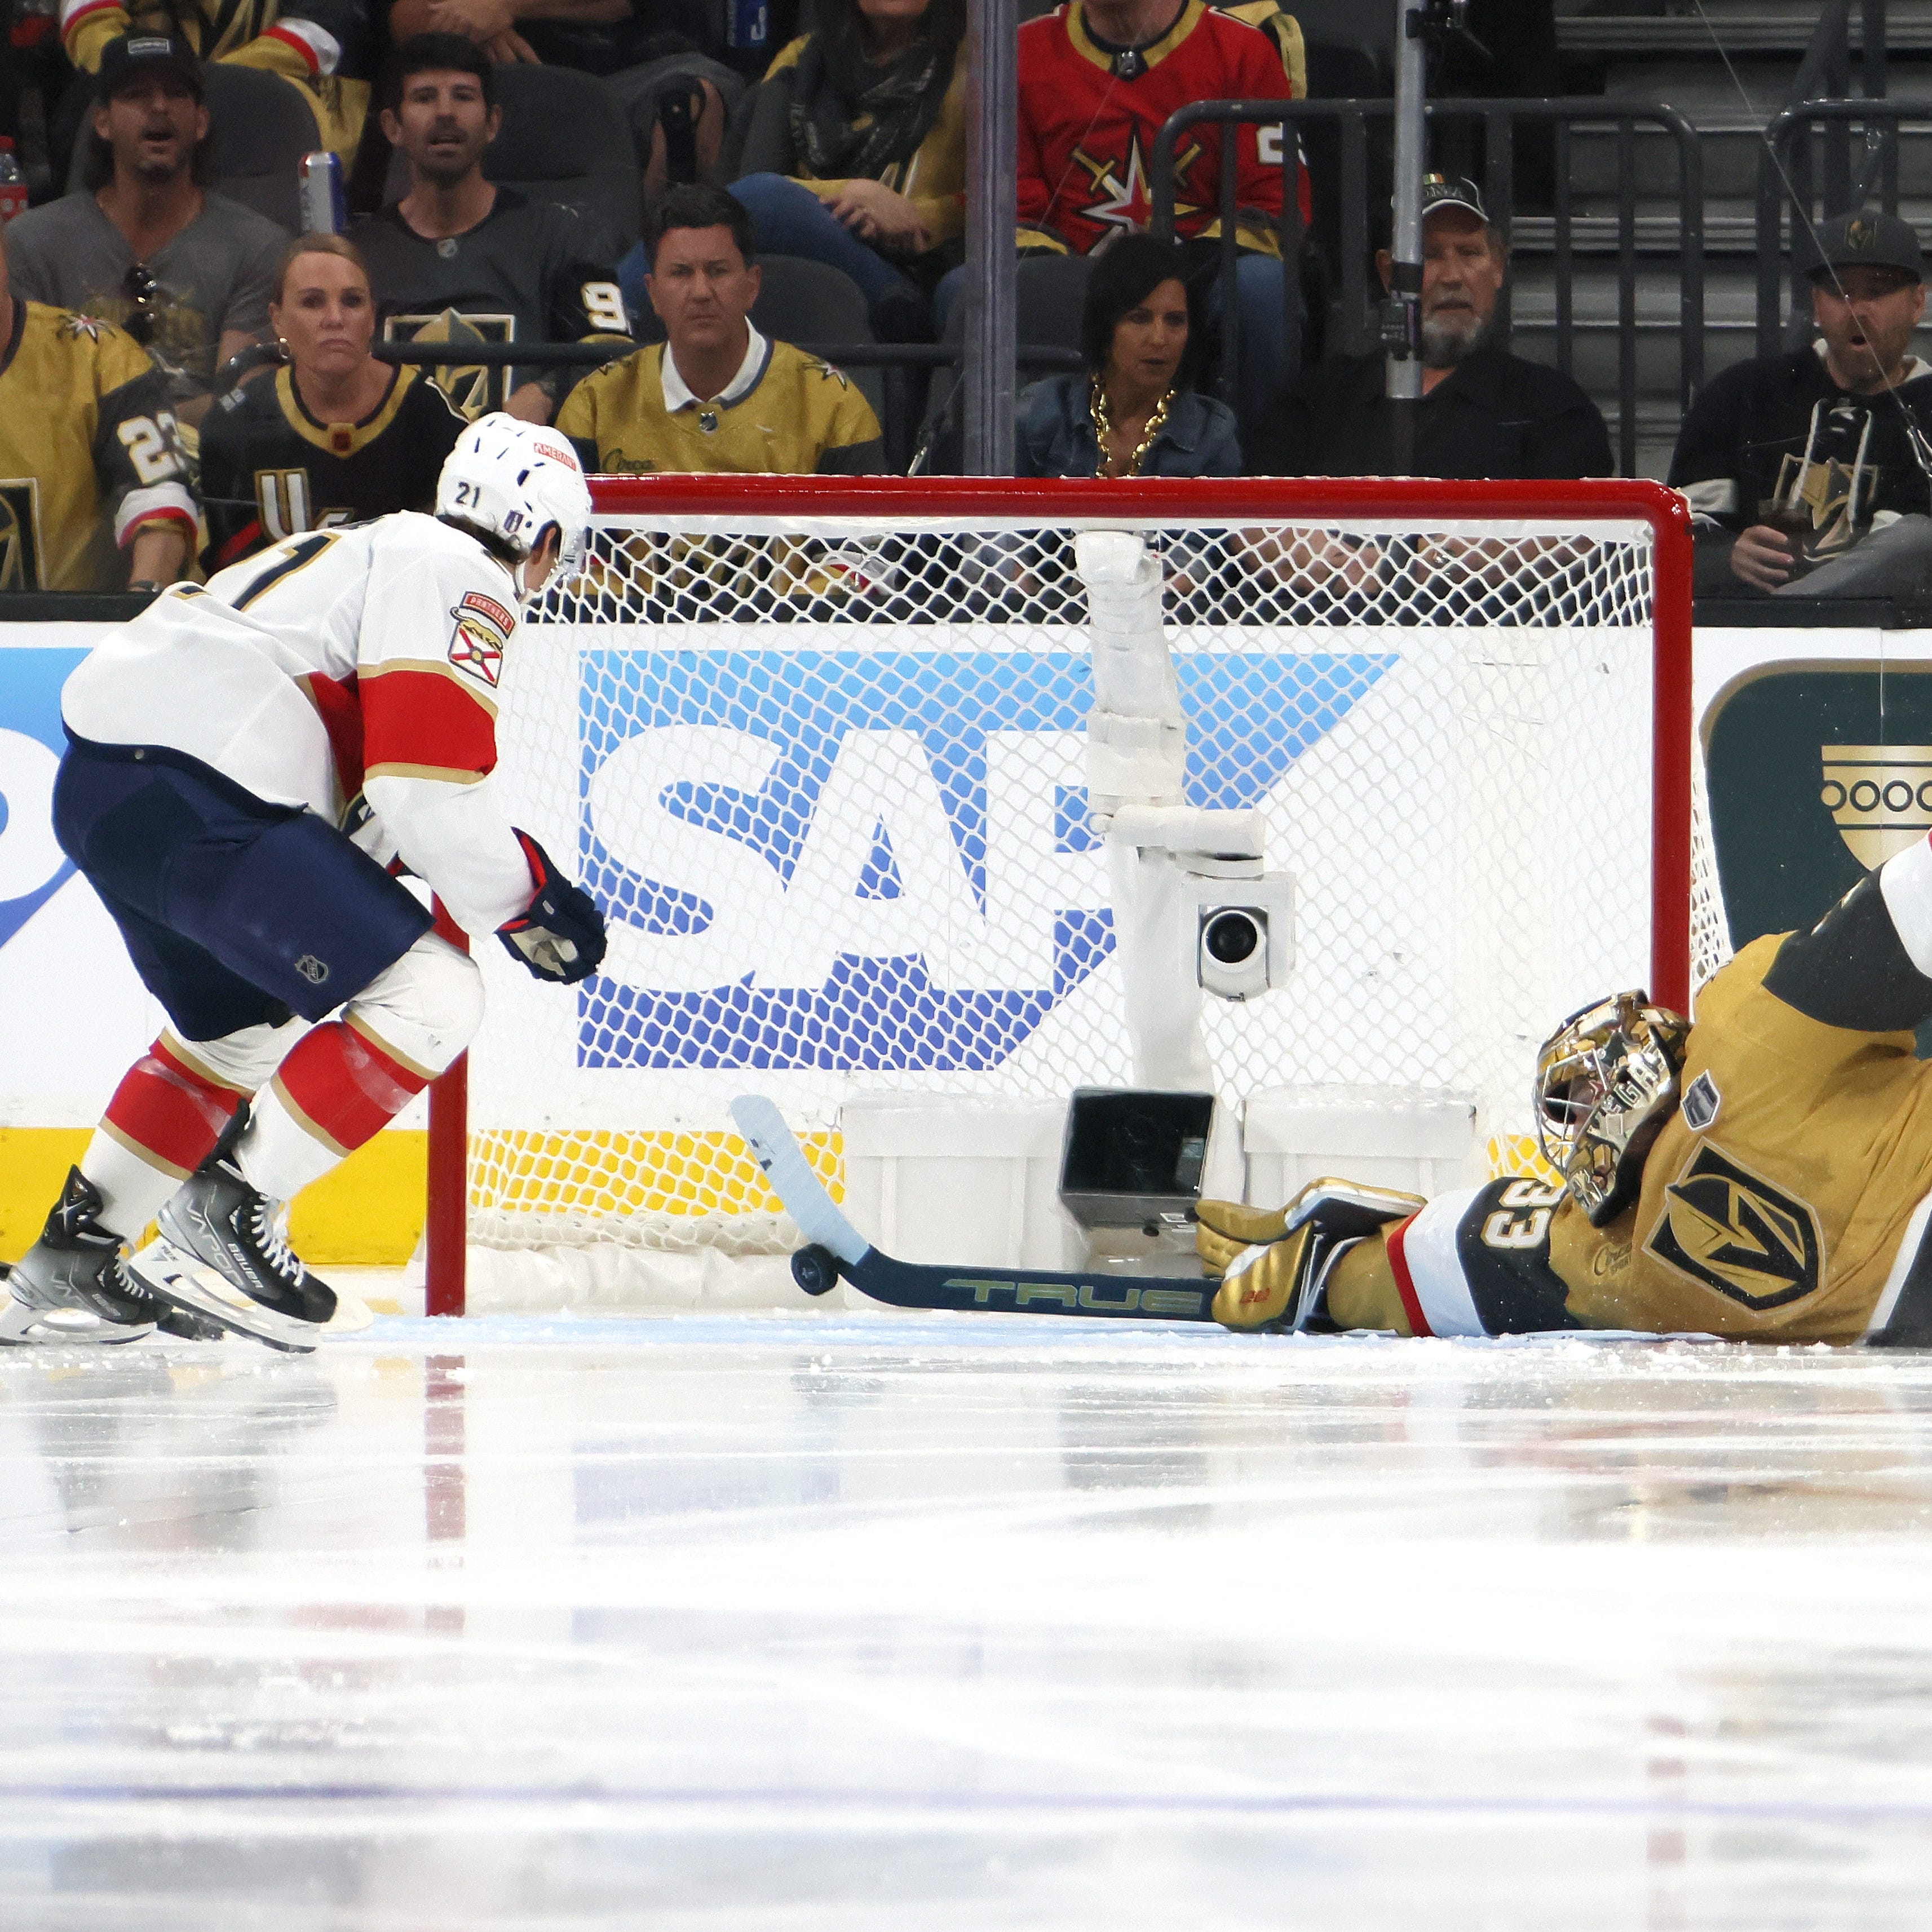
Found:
[423,475,1697,1318]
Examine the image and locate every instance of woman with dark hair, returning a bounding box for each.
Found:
[726,0,966,338]
[198,233,466,571]
[1016,233,1240,478]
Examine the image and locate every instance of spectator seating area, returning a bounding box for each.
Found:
[2,0,1930,483]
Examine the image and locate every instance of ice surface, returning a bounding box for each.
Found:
[3,1310,1932,1929]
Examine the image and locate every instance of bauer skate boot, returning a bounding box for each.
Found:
[139,1151,336,1354]
[2,1169,156,1346]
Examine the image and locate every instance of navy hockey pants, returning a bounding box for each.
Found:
[53,734,434,1043]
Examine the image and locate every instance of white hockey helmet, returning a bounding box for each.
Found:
[435,413,592,593]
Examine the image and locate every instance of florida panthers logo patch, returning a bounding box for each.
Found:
[448,591,513,688]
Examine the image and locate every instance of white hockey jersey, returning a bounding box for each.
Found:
[62,514,534,936]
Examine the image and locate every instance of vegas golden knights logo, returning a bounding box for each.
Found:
[0,480,42,591]
[1820,745,1932,866]
[1646,1141,1822,1311]
[384,308,514,421]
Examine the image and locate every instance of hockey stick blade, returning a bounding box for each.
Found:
[730,1095,872,1266]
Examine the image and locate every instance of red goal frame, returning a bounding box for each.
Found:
[423,475,1696,1316]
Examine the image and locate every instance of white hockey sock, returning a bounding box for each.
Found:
[77,1130,184,1241]
[233,1082,346,1204]
[1881,835,1932,976]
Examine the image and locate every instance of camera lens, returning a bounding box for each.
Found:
[1204,911,1259,965]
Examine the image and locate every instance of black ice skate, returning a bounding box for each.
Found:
[138,1152,337,1354]
[1,1168,156,1346]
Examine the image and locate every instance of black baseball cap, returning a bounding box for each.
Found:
[1804,209,1924,282]
[96,33,205,101]
[1420,174,1488,224]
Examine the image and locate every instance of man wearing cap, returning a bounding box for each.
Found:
[4,34,285,425]
[1670,208,1932,598]
[1253,175,1612,480]
[55,0,369,160]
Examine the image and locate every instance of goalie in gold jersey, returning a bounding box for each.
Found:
[1201,839,1932,1348]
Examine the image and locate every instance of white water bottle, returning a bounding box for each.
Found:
[0,140,26,226]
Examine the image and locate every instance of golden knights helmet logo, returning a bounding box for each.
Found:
[0,480,42,592]
[1645,1141,1823,1311]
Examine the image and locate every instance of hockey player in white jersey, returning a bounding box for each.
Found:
[3,415,605,1350]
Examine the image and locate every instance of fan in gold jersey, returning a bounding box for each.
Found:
[0,222,195,591]
[1201,844,1932,1348]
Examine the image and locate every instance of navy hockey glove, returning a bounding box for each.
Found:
[498,831,607,984]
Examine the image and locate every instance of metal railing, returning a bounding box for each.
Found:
[1756,99,1932,356]
[372,339,1086,475]
[1150,96,1705,478]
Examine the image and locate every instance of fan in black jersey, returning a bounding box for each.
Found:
[349,36,631,423]
[200,234,466,570]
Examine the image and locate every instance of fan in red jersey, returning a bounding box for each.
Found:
[1014,0,1311,426]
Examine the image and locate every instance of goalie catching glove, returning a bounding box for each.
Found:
[497,831,608,984]
[1197,1180,1425,1332]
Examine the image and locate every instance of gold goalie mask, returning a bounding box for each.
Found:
[1533,991,1691,1227]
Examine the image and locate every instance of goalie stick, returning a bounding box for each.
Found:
[730,1095,1220,1323]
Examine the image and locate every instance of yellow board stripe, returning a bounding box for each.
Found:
[470,1130,846,1217]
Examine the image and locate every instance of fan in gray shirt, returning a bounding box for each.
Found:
[3,36,286,422]
[6,189,285,417]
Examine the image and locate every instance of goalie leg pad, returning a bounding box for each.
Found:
[1199,1179,1425,1333]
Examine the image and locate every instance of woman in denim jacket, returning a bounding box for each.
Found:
[1016,233,1241,479]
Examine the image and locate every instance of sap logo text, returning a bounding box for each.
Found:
[0,725,73,949]
[592,722,1104,996]
[576,646,1391,1072]
[945,1276,1207,1317]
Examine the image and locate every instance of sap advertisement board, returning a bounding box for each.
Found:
[0,618,1913,1131]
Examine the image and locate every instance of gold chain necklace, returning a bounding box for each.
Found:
[1091,377,1173,477]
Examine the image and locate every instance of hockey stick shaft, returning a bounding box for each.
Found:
[735,1092,1220,1323]
[841,1246,1218,1322]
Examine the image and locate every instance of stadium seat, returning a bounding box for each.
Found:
[629,252,887,430]
[1289,0,1395,95]
[914,253,1092,471]
[64,62,319,231]
[381,65,642,250]
[723,74,788,182]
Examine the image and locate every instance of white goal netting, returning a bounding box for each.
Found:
[463,480,1709,1263]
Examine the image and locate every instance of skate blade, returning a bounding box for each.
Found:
[320,1290,374,1336]
[0,1280,154,1348]
[126,1239,320,1355]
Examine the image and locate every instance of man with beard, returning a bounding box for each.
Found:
[349,34,629,423]
[1251,175,1611,480]
[1671,209,1932,598]
[3,34,285,425]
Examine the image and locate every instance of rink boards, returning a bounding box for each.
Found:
[0,615,1914,1255]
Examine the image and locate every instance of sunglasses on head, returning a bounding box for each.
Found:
[122,262,160,344]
